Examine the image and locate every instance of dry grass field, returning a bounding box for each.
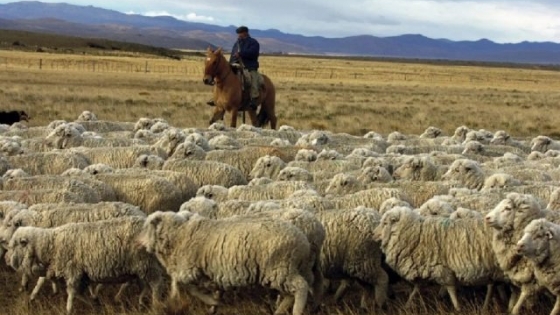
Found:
[1,50,560,137]
[1,49,560,315]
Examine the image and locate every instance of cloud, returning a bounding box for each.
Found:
[141,10,215,23]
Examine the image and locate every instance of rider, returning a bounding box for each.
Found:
[207,25,261,110]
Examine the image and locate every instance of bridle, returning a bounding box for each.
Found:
[206,52,232,84]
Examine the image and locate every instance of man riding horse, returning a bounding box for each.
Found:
[207,25,261,110]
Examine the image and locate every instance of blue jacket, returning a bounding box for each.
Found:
[230,36,260,70]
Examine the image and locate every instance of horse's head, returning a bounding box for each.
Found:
[203,47,226,85]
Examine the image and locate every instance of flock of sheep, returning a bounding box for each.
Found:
[1,111,560,315]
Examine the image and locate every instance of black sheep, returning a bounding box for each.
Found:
[0,110,29,125]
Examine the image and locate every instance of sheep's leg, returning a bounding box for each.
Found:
[310,264,324,311]
[333,279,351,302]
[20,273,29,292]
[29,277,46,301]
[66,282,77,315]
[287,274,309,315]
[185,284,219,306]
[481,283,494,311]
[374,269,389,310]
[511,286,530,315]
[114,283,130,303]
[551,295,560,315]
[88,284,102,301]
[275,295,294,315]
[168,277,181,303]
[405,284,420,308]
[446,285,461,311]
[508,287,519,312]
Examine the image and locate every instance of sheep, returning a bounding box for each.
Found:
[484,193,560,315]
[170,141,206,160]
[531,135,560,153]
[548,188,560,211]
[294,149,318,162]
[357,166,394,184]
[185,132,211,151]
[316,208,388,310]
[392,156,447,181]
[279,190,336,213]
[0,189,90,206]
[276,166,313,182]
[482,173,522,190]
[374,206,503,311]
[70,146,167,169]
[75,120,135,133]
[0,156,11,175]
[378,197,412,215]
[419,126,443,138]
[163,159,248,188]
[151,127,186,156]
[331,187,410,210]
[442,158,486,190]
[490,130,529,149]
[2,168,29,179]
[76,110,98,122]
[133,154,165,170]
[208,134,242,150]
[316,149,344,161]
[0,138,25,155]
[206,146,295,179]
[295,130,331,146]
[449,207,484,220]
[227,181,313,201]
[6,151,90,176]
[150,121,170,134]
[93,173,184,214]
[7,217,164,314]
[133,117,156,132]
[1,176,104,203]
[247,177,274,186]
[196,185,230,202]
[248,155,286,180]
[270,138,291,146]
[516,218,560,315]
[416,198,455,217]
[137,211,313,315]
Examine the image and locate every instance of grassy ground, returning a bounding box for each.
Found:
[1,50,560,137]
[0,49,559,314]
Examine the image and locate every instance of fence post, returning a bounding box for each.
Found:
[145,61,148,73]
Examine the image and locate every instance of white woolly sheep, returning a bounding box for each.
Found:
[208,134,242,150]
[374,206,503,311]
[357,166,394,184]
[482,173,522,190]
[416,198,455,217]
[295,130,330,146]
[7,151,90,176]
[419,126,443,139]
[378,197,412,215]
[163,159,248,188]
[76,110,98,122]
[138,211,313,315]
[277,166,313,182]
[392,156,446,181]
[133,154,165,170]
[196,185,230,202]
[294,149,318,162]
[247,177,274,186]
[227,181,313,201]
[442,159,486,190]
[249,155,286,180]
[449,207,484,220]
[70,146,167,169]
[485,193,560,315]
[7,217,164,314]
[316,208,388,311]
[531,135,560,153]
[516,218,560,315]
[170,141,206,160]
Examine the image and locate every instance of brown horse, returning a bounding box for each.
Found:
[203,47,277,129]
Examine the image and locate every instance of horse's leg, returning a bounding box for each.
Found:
[230,107,238,128]
[209,107,225,126]
[248,109,258,126]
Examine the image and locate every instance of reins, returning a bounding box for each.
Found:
[209,54,232,84]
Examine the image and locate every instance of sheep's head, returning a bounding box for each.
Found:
[134,154,164,170]
[441,159,483,189]
[485,193,543,232]
[134,118,154,132]
[179,197,218,219]
[393,157,426,180]
[83,163,114,175]
[171,141,205,160]
[531,135,552,153]
[277,167,312,182]
[416,199,454,217]
[249,155,286,180]
[547,188,560,211]
[138,211,187,254]
[316,149,343,161]
[420,126,443,138]
[516,218,555,264]
[452,125,470,141]
[449,208,483,220]
[482,173,521,190]
[490,130,510,145]
[325,173,360,195]
[195,185,228,201]
[379,197,411,215]
[2,168,30,179]
[6,226,38,272]
[358,166,393,184]
[373,206,419,248]
[77,110,97,122]
[462,140,484,155]
[0,140,24,156]
[294,149,317,162]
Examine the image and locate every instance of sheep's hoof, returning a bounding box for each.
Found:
[208,306,217,315]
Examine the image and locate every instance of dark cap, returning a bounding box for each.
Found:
[236,26,249,34]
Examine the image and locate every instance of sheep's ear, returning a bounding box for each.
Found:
[19,238,28,247]
[546,229,554,240]
[150,216,162,227]
[14,220,22,228]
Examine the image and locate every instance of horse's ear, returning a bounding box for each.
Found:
[214,47,223,55]
[207,46,214,53]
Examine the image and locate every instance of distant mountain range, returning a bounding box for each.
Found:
[1,1,560,64]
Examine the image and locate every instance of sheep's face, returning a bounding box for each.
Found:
[420,126,442,138]
[325,173,358,195]
[0,211,33,250]
[490,131,510,145]
[374,207,414,248]
[134,118,154,132]
[441,159,481,184]
[358,166,393,184]
[393,157,423,180]
[277,167,311,182]
[485,193,542,232]
[417,200,453,217]
[6,227,36,272]
[294,149,317,162]
[379,198,411,215]
[138,211,186,255]
[547,189,560,211]
[196,185,228,201]
[1,141,23,156]
[531,136,551,153]
[179,197,218,217]
[83,163,113,175]
[516,219,553,264]
[135,155,164,170]
[317,149,342,161]
[249,155,285,180]
[482,174,521,190]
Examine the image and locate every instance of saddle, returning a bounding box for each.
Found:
[231,64,265,110]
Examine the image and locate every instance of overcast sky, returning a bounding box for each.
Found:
[3,0,560,43]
